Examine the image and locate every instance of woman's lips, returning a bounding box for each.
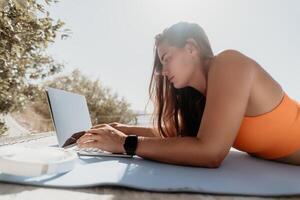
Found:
[169,76,175,82]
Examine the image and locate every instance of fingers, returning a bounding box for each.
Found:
[108,122,118,126]
[91,124,107,129]
[87,128,108,134]
[78,123,118,145]
[77,127,111,142]
[91,122,120,129]
[77,132,99,144]
[77,140,100,148]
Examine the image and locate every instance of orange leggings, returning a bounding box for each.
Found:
[233,92,300,159]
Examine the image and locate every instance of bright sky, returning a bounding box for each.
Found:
[46,0,300,113]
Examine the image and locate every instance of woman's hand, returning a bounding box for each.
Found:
[76,124,127,154]
[92,122,131,134]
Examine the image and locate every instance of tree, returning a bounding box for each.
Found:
[0,0,68,134]
[24,69,138,133]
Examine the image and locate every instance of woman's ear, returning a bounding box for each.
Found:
[185,38,200,55]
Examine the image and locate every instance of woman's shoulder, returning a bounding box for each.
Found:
[214,49,254,64]
[208,49,256,77]
[205,49,256,98]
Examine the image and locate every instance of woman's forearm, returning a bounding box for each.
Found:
[134,136,220,168]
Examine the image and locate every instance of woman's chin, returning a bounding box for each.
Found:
[172,82,185,89]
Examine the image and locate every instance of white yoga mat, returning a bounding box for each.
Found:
[0,135,300,197]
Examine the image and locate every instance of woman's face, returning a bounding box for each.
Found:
[157,40,203,89]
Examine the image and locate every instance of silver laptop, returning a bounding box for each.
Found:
[45,87,132,158]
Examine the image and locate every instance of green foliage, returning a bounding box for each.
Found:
[0,0,68,134]
[31,69,138,130]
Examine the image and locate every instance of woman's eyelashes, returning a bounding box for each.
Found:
[164,55,171,65]
[165,57,169,63]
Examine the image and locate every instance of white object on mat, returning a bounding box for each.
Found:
[0,146,78,176]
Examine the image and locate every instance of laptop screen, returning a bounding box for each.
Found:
[45,87,92,148]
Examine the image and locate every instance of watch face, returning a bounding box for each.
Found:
[124,135,138,155]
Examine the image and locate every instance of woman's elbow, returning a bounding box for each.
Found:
[201,150,225,168]
[190,153,224,168]
[209,157,223,168]
[208,151,228,168]
[190,156,222,168]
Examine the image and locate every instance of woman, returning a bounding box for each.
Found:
[77,21,300,167]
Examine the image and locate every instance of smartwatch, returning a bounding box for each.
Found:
[123,135,138,156]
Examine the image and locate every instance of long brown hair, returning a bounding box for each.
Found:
[148,21,214,138]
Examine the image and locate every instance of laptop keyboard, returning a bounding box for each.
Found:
[74,146,105,153]
[66,144,132,157]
